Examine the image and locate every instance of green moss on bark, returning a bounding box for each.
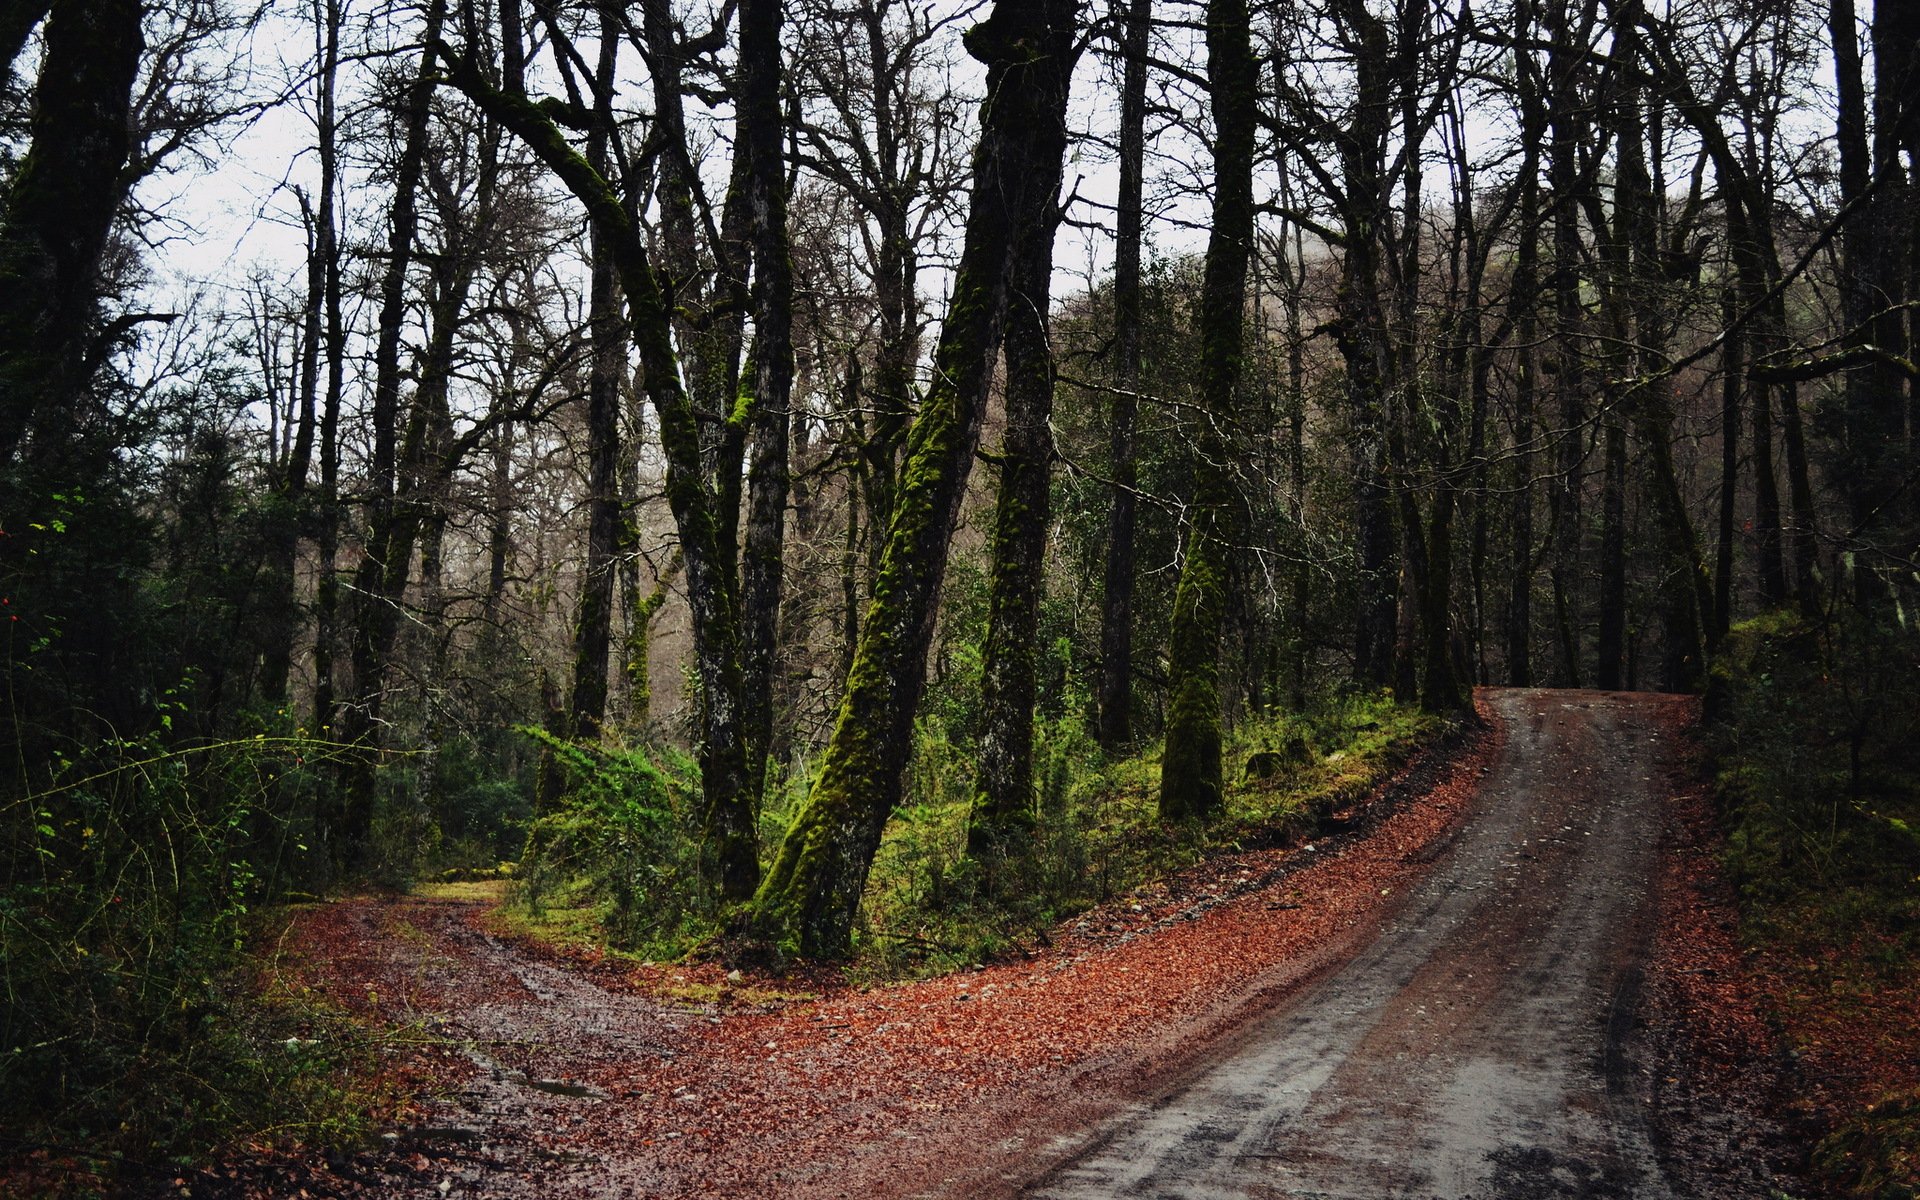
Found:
[746,0,1080,958]
[1158,0,1254,823]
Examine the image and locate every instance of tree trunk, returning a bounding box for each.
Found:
[738,0,796,810]
[970,206,1060,858]
[1714,288,1740,638]
[1544,0,1593,688]
[1160,0,1254,821]
[0,0,143,461]
[1338,1,1398,689]
[567,5,624,741]
[1097,0,1150,751]
[313,0,345,735]
[747,1,1080,957]
[1506,2,1544,687]
[337,0,447,858]
[1615,0,1708,689]
[1596,420,1626,689]
[444,53,763,902]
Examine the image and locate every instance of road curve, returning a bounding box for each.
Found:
[1029,688,1687,1200]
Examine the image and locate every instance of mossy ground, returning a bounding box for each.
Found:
[484,693,1436,987]
[851,692,1436,980]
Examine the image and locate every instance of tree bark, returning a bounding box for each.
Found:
[1097,0,1150,751]
[337,0,448,858]
[747,0,1080,957]
[1335,0,1398,690]
[566,3,624,741]
[1714,288,1740,639]
[1543,0,1594,688]
[1506,1,1544,687]
[970,206,1059,858]
[738,0,797,810]
[443,49,763,902]
[0,0,143,461]
[1160,0,1254,820]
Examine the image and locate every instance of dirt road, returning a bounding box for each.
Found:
[219,688,1791,1200]
[1029,689,1699,1199]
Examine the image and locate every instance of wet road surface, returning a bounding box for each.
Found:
[1030,689,1686,1200]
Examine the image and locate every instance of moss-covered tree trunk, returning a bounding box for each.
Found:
[1159,0,1255,822]
[746,1,1081,958]
[969,207,1059,858]
[566,4,625,741]
[1097,0,1151,752]
[0,0,142,462]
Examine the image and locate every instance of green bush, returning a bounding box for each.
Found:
[512,728,710,954]
[1708,609,1920,921]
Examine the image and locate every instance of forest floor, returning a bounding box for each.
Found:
[172,690,1818,1199]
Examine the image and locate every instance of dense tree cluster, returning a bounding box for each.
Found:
[3,0,1918,1141]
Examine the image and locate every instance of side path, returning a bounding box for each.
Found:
[1027,689,1791,1200]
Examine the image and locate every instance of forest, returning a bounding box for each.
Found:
[2,0,1918,1190]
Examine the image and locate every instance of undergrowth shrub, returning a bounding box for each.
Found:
[1707,605,1920,1198]
[512,728,710,954]
[1708,609,1920,927]
[0,718,370,1185]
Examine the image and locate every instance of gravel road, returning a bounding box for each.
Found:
[1029,688,1693,1200]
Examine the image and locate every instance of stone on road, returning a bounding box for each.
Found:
[1031,689,1685,1200]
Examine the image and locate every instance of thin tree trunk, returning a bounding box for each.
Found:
[337,0,448,857]
[261,180,325,706]
[1544,0,1592,688]
[1098,0,1150,751]
[1506,3,1544,687]
[312,0,345,736]
[1714,288,1740,638]
[567,5,623,741]
[738,0,796,810]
